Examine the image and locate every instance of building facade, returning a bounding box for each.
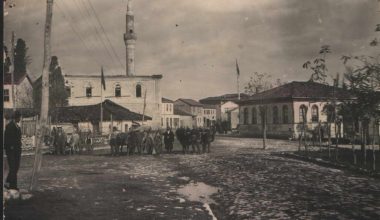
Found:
[238,81,354,139]
[203,104,217,127]
[174,99,204,127]
[4,72,33,109]
[161,97,180,129]
[64,74,162,127]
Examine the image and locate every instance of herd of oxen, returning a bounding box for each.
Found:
[48,126,216,156]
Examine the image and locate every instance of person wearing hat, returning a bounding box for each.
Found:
[163,127,174,153]
[4,110,22,190]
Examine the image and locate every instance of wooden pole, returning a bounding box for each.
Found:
[142,89,147,125]
[30,0,54,191]
[10,31,16,112]
[100,81,103,135]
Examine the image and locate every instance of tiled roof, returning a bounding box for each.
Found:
[49,99,152,123]
[239,81,354,104]
[4,72,32,85]
[174,108,194,117]
[202,104,217,109]
[177,98,204,107]
[199,93,249,105]
[4,108,38,119]
[162,97,174,103]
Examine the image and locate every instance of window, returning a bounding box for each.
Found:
[66,87,71,97]
[273,106,279,124]
[299,105,308,123]
[282,105,289,124]
[252,108,257,124]
[4,89,9,102]
[243,108,249,124]
[170,118,173,127]
[136,84,142,97]
[311,105,319,122]
[86,87,92,97]
[115,84,121,97]
[161,118,164,127]
[166,118,169,127]
[166,104,169,112]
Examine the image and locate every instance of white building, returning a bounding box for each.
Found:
[203,104,217,127]
[174,99,204,128]
[63,1,162,128]
[238,81,354,139]
[3,72,33,109]
[161,97,180,129]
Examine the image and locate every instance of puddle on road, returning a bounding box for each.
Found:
[177,181,220,219]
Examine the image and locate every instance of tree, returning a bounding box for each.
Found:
[14,38,30,75]
[3,46,12,73]
[33,56,68,111]
[244,72,272,95]
[303,45,331,83]
[340,50,380,167]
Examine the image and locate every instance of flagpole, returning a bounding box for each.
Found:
[238,73,240,100]
[100,66,103,135]
[236,59,241,100]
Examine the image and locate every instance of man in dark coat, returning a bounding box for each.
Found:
[4,110,22,190]
[163,127,175,153]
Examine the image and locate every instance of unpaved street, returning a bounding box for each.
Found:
[5,137,380,220]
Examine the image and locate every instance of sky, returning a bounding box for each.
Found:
[4,0,380,101]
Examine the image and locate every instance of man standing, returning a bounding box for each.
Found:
[4,110,22,190]
[164,127,174,153]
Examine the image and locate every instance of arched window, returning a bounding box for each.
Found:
[86,87,92,97]
[299,105,308,123]
[65,87,71,97]
[84,82,92,97]
[115,84,121,97]
[273,106,279,124]
[282,105,289,124]
[252,108,257,124]
[136,84,142,97]
[311,105,319,122]
[243,108,249,125]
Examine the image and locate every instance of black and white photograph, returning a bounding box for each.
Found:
[2,0,380,219]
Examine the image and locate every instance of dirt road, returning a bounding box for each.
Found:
[4,137,380,219]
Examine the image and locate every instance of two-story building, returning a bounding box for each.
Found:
[203,104,217,127]
[4,72,34,109]
[161,97,180,129]
[174,98,204,127]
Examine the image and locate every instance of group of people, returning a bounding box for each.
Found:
[175,127,216,154]
[108,126,216,156]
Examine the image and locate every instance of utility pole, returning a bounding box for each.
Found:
[142,89,147,125]
[30,0,54,190]
[10,31,16,112]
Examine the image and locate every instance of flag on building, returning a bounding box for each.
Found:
[101,66,106,90]
[235,59,240,76]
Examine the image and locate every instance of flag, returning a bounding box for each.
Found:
[101,66,106,90]
[334,73,340,87]
[235,59,240,76]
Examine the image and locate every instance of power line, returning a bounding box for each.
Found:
[55,1,103,68]
[72,0,123,70]
[83,0,126,70]
[58,0,115,68]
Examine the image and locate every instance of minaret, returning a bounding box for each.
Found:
[124,0,136,76]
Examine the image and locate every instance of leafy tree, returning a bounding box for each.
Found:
[14,38,30,75]
[33,56,69,111]
[244,72,272,95]
[303,45,331,83]
[3,46,12,73]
